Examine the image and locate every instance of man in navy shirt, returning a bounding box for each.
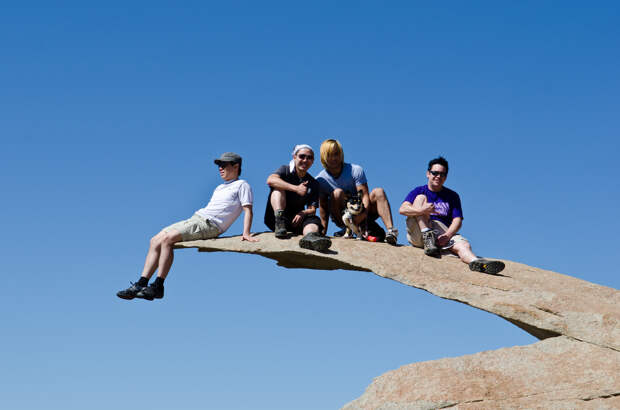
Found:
[265,144,331,252]
[399,156,505,274]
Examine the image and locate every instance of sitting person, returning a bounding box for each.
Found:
[265,144,331,252]
[399,156,505,274]
[117,152,258,301]
[316,138,398,244]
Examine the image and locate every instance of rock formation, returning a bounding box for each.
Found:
[176,233,620,409]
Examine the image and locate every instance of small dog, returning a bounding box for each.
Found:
[342,190,364,239]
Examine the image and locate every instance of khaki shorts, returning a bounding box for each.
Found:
[163,214,221,242]
[406,216,467,248]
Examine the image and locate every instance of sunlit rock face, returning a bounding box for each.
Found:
[342,337,620,410]
[176,233,620,409]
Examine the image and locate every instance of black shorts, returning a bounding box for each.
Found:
[266,214,323,235]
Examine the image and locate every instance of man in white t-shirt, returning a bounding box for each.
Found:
[117,152,258,301]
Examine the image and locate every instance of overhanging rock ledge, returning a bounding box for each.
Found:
[176,232,620,409]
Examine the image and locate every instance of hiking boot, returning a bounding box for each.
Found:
[469,258,505,275]
[135,283,164,301]
[116,282,145,300]
[274,211,287,239]
[299,232,332,252]
[385,228,399,245]
[422,230,440,256]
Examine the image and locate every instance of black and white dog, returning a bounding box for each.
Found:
[342,190,364,239]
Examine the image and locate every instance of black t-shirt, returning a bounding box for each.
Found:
[264,164,320,227]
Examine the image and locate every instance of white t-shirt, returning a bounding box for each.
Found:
[195,179,253,233]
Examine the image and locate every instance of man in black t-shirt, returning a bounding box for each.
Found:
[264,144,330,252]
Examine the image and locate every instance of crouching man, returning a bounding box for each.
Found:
[265,144,331,252]
[316,138,398,244]
[399,156,505,275]
[117,152,258,301]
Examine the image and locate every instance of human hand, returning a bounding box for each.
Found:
[296,181,309,197]
[436,233,451,246]
[421,202,435,215]
[241,233,259,242]
[292,212,304,227]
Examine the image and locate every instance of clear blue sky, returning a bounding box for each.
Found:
[2,1,619,409]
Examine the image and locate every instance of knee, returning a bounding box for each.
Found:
[332,189,345,200]
[161,232,180,247]
[271,189,285,198]
[370,187,386,201]
[413,194,428,207]
[453,240,471,253]
[304,223,319,234]
[150,234,163,248]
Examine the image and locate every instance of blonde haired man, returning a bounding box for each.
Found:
[316,139,398,244]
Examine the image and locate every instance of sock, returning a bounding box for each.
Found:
[421,228,431,233]
[275,209,284,217]
[153,277,165,288]
[137,277,149,287]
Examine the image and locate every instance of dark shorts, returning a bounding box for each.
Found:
[266,214,323,235]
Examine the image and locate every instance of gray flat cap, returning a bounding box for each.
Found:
[214,152,242,165]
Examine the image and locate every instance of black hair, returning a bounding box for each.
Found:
[428,156,449,174]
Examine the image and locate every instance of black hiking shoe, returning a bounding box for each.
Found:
[116,282,145,300]
[299,232,332,252]
[469,259,505,275]
[274,212,287,239]
[422,230,440,257]
[135,283,164,301]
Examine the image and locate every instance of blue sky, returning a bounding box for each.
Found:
[2,2,619,409]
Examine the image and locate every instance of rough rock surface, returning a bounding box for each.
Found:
[176,232,620,409]
[343,336,620,410]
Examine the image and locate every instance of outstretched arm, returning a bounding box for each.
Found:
[241,204,258,242]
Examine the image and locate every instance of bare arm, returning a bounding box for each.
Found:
[319,194,329,235]
[241,204,258,242]
[267,173,308,196]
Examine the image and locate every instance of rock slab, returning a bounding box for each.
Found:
[176,233,620,409]
[343,336,620,409]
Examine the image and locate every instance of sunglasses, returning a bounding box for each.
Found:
[429,170,447,177]
[217,162,233,168]
[297,154,314,161]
